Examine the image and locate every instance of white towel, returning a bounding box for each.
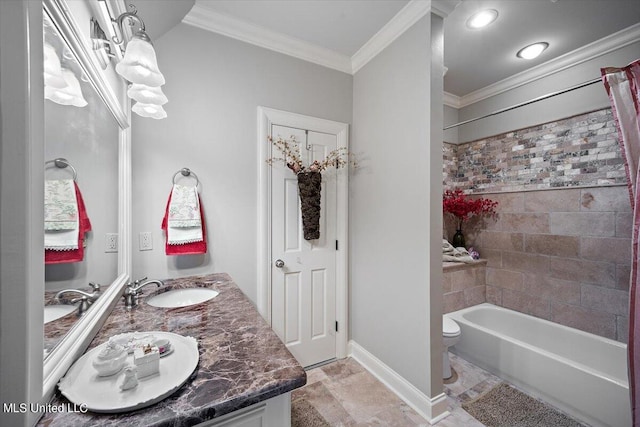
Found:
[44,179,79,250]
[44,179,78,230]
[443,246,476,263]
[167,184,203,245]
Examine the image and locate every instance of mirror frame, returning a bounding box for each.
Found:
[41,0,131,402]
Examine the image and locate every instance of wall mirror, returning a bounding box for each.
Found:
[42,0,131,402]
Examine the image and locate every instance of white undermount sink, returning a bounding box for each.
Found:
[44,304,76,323]
[146,288,219,308]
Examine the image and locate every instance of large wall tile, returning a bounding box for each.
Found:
[580,186,632,212]
[502,289,550,320]
[480,231,524,251]
[549,212,615,236]
[524,189,580,212]
[548,257,615,286]
[522,273,581,305]
[581,285,629,316]
[580,236,631,264]
[551,302,616,339]
[525,234,579,257]
[500,213,550,234]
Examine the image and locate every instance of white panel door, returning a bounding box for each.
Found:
[271,124,337,368]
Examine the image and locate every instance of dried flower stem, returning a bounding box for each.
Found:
[266,135,356,174]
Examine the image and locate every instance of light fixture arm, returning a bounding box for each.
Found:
[112,4,151,45]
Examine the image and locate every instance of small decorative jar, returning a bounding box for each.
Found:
[92,340,127,376]
[134,344,160,378]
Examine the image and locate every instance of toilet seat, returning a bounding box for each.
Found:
[443,316,460,337]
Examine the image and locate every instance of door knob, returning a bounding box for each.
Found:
[274,259,285,268]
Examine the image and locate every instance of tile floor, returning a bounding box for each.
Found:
[292,352,585,426]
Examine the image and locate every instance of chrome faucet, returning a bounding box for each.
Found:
[54,282,100,316]
[123,277,164,308]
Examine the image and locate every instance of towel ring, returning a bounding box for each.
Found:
[45,158,77,181]
[172,168,200,188]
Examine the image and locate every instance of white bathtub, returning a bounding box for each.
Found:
[446,303,630,427]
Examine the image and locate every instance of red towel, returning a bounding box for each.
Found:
[45,182,92,264]
[161,189,207,255]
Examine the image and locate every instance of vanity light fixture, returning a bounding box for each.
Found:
[91,3,168,118]
[45,68,88,107]
[111,5,165,87]
[127,83,168,105]
[466,9,498,29]
[132,102,167,120]
[516,42,549,59]
[43,42,67,89]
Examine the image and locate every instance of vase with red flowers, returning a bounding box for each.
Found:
[443,189,498,247]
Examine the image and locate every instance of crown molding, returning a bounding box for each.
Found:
[457,22,640,108]
[443,91,461,108]
[352,0,459,73]
[431,0,460,19]
[183,3,353,74]
[184,1,458,76]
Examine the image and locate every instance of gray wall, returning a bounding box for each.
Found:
[351,15,438,396]
[457,41,640,143]
[443,104,458,143]
[44,84,119,291]
[130,24,353,302]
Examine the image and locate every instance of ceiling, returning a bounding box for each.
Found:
[138,0,640,103]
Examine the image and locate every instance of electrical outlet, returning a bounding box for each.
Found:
[139,232,153,251]
[105,233,118,253]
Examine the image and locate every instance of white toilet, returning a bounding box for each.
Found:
[442,315,461,379]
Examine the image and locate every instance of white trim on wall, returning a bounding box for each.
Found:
[184,4,352,74]
[184,0,460,75]
[257,107,349,361]
[351,0,458,73]
[349,341,450,424]
[445,22,640,109]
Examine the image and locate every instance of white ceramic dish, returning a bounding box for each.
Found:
[58,331,198,413]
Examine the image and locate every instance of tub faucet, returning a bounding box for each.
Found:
[123,277,164,308]
[54,282,100,316]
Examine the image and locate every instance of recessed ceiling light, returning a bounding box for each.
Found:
[516,42,549,59]
[466,9,498,29]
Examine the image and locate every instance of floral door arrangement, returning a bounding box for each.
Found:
[267,135,355,240]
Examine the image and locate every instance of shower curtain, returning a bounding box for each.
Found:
[602,58,640,426]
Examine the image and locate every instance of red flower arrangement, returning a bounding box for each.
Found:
[443,189,498,230]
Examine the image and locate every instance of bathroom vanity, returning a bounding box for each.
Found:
[37,273,307,426]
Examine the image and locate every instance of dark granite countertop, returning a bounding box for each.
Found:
[37,273,306,426]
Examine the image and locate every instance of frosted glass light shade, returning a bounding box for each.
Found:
[127,83,168,105]
[132,102,167,119]
[115,36,165,87]
[43,42,67,89]
[45,69,88,107]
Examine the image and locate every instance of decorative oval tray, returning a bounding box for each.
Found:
[58,331,198,413]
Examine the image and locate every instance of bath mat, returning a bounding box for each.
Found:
[462,383,584,427]
[292,398,330,427]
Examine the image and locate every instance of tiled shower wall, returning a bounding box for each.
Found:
[443,108,631,342]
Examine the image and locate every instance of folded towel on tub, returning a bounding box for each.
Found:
[443,246,476,263]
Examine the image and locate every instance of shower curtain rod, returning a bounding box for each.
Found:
[443,77,602,130]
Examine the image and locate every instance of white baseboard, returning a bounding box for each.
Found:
[348,340,450,425]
